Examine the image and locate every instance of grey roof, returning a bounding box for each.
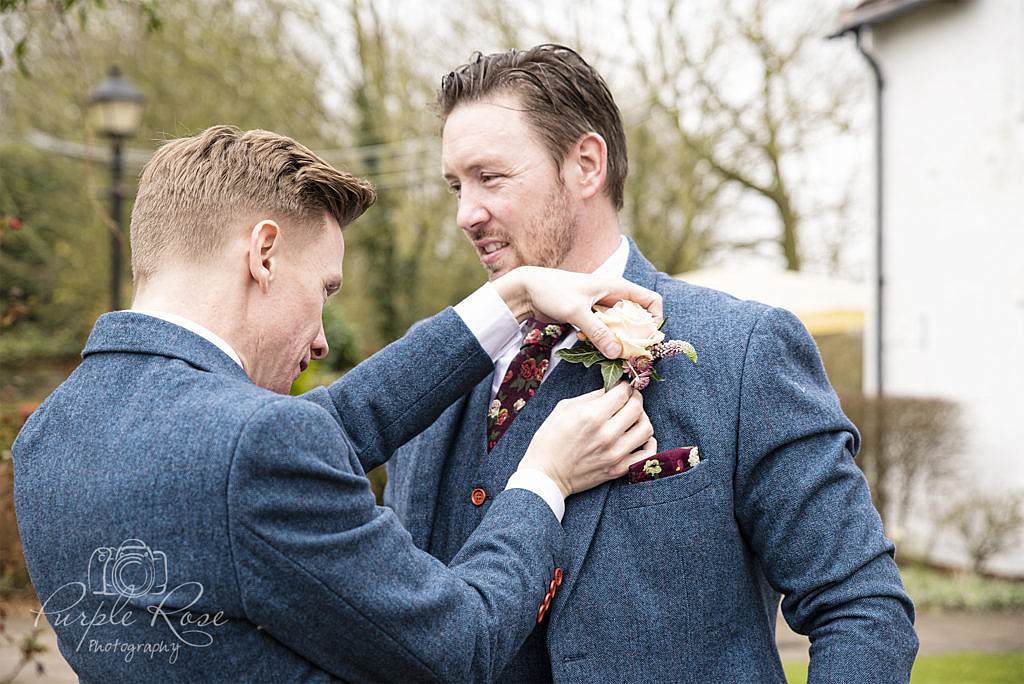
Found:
[828,0,951,38]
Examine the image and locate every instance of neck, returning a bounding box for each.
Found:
[131,268,251,370]
[558,202,623,273]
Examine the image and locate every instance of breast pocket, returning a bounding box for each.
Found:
[611,458,719,510]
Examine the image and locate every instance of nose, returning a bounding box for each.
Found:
[456,188,490,233]
[310,324,329,361]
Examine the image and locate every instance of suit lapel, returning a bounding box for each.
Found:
[550,239,662,618]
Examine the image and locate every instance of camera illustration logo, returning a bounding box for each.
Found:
[88,539,169,598]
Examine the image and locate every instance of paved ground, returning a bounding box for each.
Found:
[2,600,1022,682]
[775,609,1024,662]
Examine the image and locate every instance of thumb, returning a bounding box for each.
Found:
[583,321,622,359]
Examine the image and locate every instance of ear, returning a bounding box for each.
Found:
[248,220,281,294]
[569,132,608,202]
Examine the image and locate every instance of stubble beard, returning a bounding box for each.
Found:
[483,185,578,279]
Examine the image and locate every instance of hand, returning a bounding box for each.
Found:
[492,266,663,359]
[519,382,658,497]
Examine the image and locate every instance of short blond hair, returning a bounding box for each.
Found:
[129,125,376,281]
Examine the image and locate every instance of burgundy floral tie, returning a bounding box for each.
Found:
[486,319,571,451]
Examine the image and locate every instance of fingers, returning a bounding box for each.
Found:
[617,409,654,455]
[602,389,644,435]
[609,436,658,478]
[572,310,622,359]
[589,381,633,419]
[594,279,664,321]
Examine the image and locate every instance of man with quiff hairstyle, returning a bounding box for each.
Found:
[129,125,376,282]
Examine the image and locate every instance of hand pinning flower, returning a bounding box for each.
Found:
[556,300,697,391]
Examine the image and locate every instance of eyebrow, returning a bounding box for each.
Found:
[442,161,502,181]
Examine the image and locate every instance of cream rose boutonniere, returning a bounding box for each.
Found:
[594,300,666,359]
[556,300,697,391]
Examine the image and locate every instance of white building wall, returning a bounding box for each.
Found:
[865,0,1024,573]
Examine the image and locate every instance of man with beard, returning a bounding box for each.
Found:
[385,45,918,682]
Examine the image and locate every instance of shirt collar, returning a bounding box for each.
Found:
[593,235,630,279]
[130,309,244,369]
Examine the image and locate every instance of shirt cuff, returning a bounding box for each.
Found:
[453,282,521,361]
[505,468,565,523]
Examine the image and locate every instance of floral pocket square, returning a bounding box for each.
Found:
[627,446,701,484]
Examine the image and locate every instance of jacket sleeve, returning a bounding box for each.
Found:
[226,397,564,683]
[300,307,492,473]
[733,306,919,683]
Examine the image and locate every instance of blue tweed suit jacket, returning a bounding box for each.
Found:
[386,240,919,683]
[13,308,565,682]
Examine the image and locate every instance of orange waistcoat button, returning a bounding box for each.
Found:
[470,487,487,506]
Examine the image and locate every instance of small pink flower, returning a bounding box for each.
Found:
[536,359,549,380]
[655,340,687,359]
[520,358,537,380]
[496,409,509,425]
[524,329,543,345]
[631,356,652,373]
[503,369,513,384]
[513,398,526,412]
[631,374,650,391]
[528,388,536,397]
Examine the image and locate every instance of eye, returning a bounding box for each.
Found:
[480,173,501,184]
[447,183,461,196]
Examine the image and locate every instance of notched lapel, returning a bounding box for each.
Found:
[490,355,616,615]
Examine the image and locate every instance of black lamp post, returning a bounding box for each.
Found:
[88,66,144,311]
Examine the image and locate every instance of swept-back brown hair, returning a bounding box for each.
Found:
[438,44,627,209]
[130,125,376,281]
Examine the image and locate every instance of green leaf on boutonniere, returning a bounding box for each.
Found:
[649,366,664,382]
[599,360,624,392]
[679,341,698,364]
[658,316,668,331]
[555,345,605,368]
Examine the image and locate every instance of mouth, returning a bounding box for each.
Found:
[474,239,510,267]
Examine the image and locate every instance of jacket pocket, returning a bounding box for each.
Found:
[611,459,717,510]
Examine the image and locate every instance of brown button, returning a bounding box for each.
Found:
[470,487,487,506]
[554,567,564,586]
